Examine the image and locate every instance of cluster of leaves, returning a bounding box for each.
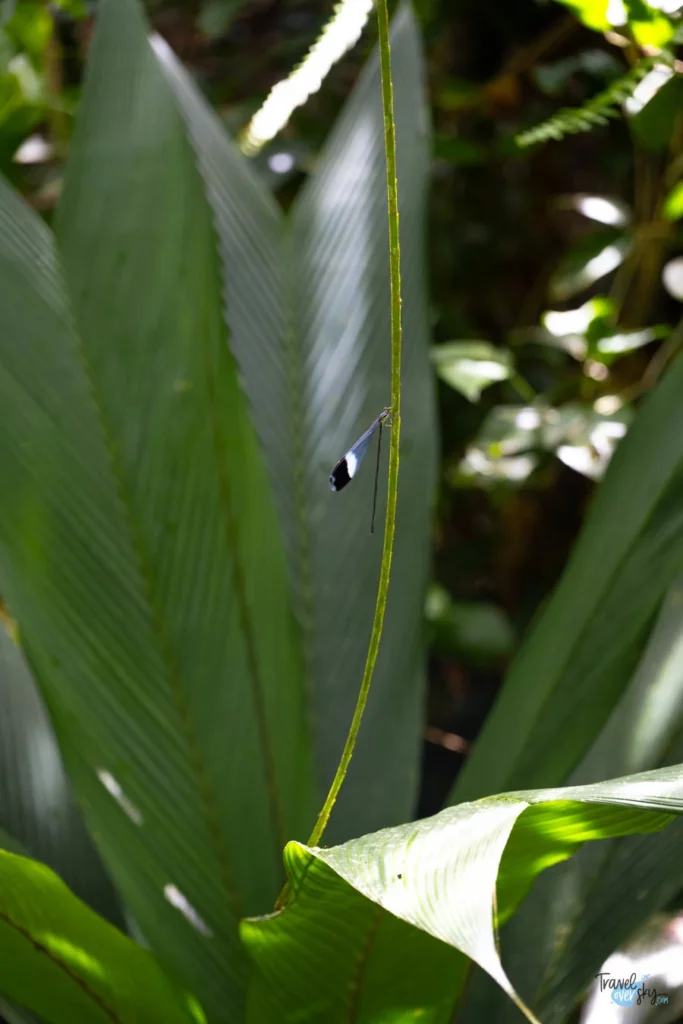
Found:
[3,1,683,1023]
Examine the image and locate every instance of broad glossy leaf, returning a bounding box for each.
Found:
[156,1,436,842]
[243,767,683,1023]
[453,353,683,805]
[0,625,121,926]
[464,573,683,1024]
[0,848,203,1024]
[0,0,314,1017]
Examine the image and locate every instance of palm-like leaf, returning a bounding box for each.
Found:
[0,625,121,926]
[0,0,314,1017]
[0,849,203,1024]
[157,1,436,842]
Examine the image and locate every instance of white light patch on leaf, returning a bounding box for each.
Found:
[460,449,537,483]
[515,408,542,431]
[96,769,143,826]
[590,419,627,458]
[607,0,628,22]
[574,195,629,227]
[14,135,54,165]
[585,245,625,282]
[164,885,213,938]
[544,303,595,337]
[558,444,605,479]
[594,394,624,415]
[432,342,513,402]
[626,65,674,117]
[597,328,660,354]
[663,258,683,301]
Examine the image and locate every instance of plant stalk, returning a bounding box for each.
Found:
[277,0,403,896]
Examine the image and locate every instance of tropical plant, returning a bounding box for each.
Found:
[2,1,683,1023]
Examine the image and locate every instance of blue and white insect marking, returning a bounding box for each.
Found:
[329,409,391,492]
[329,408,392,534]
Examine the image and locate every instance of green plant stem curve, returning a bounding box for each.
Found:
[304,0,403,854]
[274,0,402,907]
[273,3,403,913]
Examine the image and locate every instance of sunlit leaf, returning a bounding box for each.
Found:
[0,849,204,1024]
[663,180,683,220]
[464,572,683,1024]
[243,766,683,1023]
[596,324,668,353]
[552,0,611,31]
[624,0,676,45]
[432,341,513,402]
[550,233,629,300]
[561,194,630,227]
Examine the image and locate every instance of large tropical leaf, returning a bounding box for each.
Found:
[155,1,436,842]
[453,352,683,804]
[461,571,683,1024]
[0,0,315,1017]
[0,848,203,1024]
[242,766,683,1023]
[0,624,121,926]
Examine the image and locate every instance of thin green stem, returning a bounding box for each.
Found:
[306,0,403,851]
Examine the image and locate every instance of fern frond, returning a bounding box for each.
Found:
[516,56,662,148]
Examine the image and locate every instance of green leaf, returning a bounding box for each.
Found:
[0,848,204,1024]
[0,0,315,1017]
[552,0,610,31]
[157,1,436,842]
[452,350,683,805]
[624,0,676,46]
[491,572,683,1024]
[0,625,122,926]
[432,341,513,402]
[664,180,683,220]
[629,70,683,151]
[595,323,667,354]
[549,231,629,300]
[242,767,683,1023]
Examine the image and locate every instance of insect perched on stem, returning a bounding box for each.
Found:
[329,408,392,534]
